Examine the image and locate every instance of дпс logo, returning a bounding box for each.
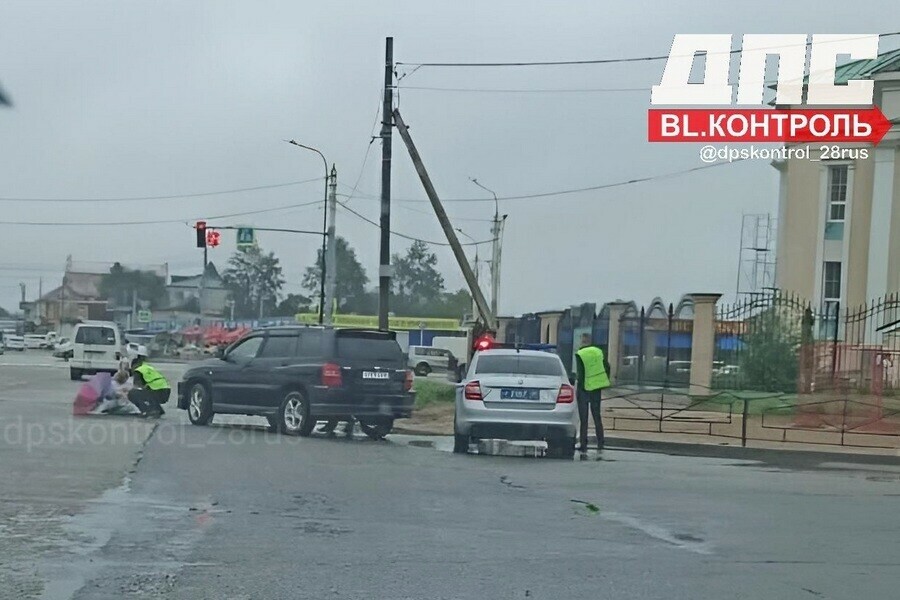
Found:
[648,34,891,145]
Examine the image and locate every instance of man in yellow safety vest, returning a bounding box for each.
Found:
[574,333,611,454]
[128,347,171,418]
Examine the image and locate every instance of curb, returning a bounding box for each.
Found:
[391,428,900,466]
[603,436,900,466]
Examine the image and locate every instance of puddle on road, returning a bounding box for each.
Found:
[600,512,713,555]
[36,476,211,600]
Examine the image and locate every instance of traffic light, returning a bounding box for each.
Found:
[196,221,207,248]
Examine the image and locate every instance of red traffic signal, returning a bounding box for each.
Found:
[206,230,221,248]
[196,221,207,248]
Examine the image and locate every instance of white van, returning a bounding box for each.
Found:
[70,321,126,380]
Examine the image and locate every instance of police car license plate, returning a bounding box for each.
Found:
[500,388,540,400]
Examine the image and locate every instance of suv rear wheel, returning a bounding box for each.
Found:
[69,368,82,381]
[187,382,214,426]
[277,390,315,437]
[414,362,431,377]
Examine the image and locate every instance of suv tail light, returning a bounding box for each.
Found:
[464,380,483,401]
[556,384,575,404]
[321,363,342,387]
[404,370,414,391]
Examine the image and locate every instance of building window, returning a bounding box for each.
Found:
[827,165,848,222]
[823,261,842,315]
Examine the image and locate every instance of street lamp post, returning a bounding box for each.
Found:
[470,179,506,322]
[287,140,328,325]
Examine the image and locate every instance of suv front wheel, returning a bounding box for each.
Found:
[277,390,315,437]
[187,382,214,426]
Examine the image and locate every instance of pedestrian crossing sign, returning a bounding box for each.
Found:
[236,227,255,248]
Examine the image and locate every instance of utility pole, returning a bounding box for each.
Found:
[393,109,494,328]
[472,178,506,320]
[378,36,394,331]
[130,288,137,330]
[19,282,25,305]
[323,164,338,326]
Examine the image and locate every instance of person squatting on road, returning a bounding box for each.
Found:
[574,333,611,453]
[128,351,171,419]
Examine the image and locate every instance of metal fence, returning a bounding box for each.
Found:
[714,291,813,393]
[714,292,900,395]
[616,301,694,387]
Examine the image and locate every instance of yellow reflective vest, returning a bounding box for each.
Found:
[134,363,170,391]
[576,346,611,391]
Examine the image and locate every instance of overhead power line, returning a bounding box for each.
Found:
[338,201,491,247]
[396,32,900,69]
[342,97,384,205]
[0,177,324,203]
[0,199,322,227]
[399,85,648,94]
[338,160,738,204]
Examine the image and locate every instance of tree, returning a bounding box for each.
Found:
[0,306,9,318]
[437,288,473,319]
[274,293,311,317]
[738,309,804,393]
[302,237,369,313]
[391,241,445,312]
[223,246,285,319]
[99,262,166,309]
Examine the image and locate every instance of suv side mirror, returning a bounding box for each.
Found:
[216,346,226,359]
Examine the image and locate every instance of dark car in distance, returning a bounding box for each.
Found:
[177,327,414,439]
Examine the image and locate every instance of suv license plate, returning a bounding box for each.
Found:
[362,371,390,380]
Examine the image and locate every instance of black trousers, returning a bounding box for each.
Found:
[128,388,170,416]
[577,388,604,450]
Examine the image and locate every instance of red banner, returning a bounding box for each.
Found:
[648,107,890,144]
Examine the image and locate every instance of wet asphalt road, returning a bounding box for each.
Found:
[68,424,900,600]
[3,354,900,599]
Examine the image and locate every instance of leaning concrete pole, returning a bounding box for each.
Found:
[392,109,495,329]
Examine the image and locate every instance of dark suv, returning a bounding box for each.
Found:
[176,327,414,439]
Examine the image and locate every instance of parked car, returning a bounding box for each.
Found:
[69,321,127,380]
[4,334,25,352]
[454,348,578,458]
[24,334,48,350]
[408,345,455,376]
[177,327,415,439]
[53,338,73,360]
[715,364,741,376]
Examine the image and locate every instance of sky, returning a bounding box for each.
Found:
[1,0,898,317]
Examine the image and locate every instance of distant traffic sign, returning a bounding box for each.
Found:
[237,227,255,248]
[137,310,152,324]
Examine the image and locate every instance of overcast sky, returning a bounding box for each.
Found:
[1,1,897,317]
